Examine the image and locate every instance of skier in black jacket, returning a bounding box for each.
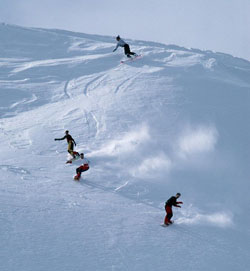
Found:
[164,193,183,225]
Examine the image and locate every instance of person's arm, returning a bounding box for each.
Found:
[113,43,119,52]
[72,138,76,146]
[173,200,183,208]
[84,158,89,165]
[54,135,66,141]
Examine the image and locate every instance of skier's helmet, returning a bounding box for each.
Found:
[116,35,120,41]
[176,193,181,196]
[65,130,69,134]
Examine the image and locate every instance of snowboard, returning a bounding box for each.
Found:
[74,175,81,181]
[161,221,174,227]
[121,54,142,64]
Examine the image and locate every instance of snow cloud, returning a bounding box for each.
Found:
[177,206,233,228]
[91,124,150,157]
[177,125,218,158]
[131,152,172,178]
[178,212,233,228]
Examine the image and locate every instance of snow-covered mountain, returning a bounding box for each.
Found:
[0,24,250,271]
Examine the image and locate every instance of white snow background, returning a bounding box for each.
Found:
[0,24,250,271]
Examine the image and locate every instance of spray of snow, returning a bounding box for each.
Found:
[177,125,218,158]
[90,124,150,157]
[177,205,233,228]
[131,152,172,178]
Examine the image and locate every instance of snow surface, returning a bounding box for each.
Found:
[0,24,250,271]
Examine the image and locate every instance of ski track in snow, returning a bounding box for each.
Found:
[0,165,30,175]
[63,80,71,99]
[84,110,99,139]
[114,72,142,94]
[83,74,107,96]
[114,181,129,191]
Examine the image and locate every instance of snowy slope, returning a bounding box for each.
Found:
[0,24,250,271]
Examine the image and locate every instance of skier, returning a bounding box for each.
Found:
[164,193,183,226]
[54,130,77,158]
[113,35,137,58]
[74,153,89,180]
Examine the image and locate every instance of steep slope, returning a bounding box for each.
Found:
[0,24,250,271]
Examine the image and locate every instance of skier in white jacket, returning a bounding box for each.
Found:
[113,35,137,58]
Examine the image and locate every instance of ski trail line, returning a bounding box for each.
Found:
[114,72,142,94]
[63,80,71,99]
[83,74,106,96]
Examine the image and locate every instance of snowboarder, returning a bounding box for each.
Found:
[74,153,89,180]
[54,130,77,158]
[164,193,183,226]
[113,35,137,58]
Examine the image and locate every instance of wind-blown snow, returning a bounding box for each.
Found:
[0,24,250,271]
[177,125,218,156]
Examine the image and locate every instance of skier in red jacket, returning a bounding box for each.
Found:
[164,193,183,226]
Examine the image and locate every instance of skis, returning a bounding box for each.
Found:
[121,54,142,64]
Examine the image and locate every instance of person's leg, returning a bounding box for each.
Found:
[75,167,81,179]
[124,44,135,57]
[164,214,168,225]
[124,45,131,58]
[124,44,130,55]
[73,151,79,157]
[68,141,75,157]
[164,206,168,224]
[82,165,89,172]
[167,206,173,223]
[164,206,173,224]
